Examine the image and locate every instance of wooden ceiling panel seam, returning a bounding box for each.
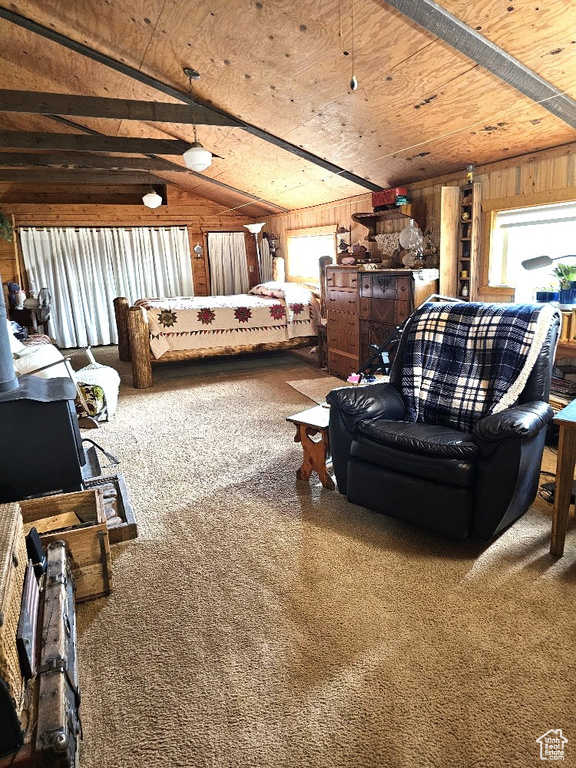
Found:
[433,0,576,87]
[381,0,576,128]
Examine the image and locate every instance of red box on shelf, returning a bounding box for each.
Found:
[371,187,408,208]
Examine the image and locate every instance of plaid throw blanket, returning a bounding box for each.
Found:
[401,302,559,433]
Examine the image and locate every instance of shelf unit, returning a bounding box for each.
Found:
[457,185,474,300]
[439,182,481,300]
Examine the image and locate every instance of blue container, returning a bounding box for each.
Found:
[558,283,576,308]
[535,291,559,303]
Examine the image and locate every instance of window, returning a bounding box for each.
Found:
[286,227,336,282]
[489,202,576,302]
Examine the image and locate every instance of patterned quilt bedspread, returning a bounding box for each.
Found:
[135,283,320,359]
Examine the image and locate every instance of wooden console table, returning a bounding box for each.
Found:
[287,404,334,490]
[550,398,576,556]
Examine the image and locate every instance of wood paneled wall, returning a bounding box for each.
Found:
[263,142,576,299]
[0,186,258,295]
[2,142,575,302]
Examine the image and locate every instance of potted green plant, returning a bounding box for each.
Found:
[0,211,13,242]
[553,263,576,308]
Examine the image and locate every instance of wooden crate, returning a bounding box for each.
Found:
[19,490,112,603]
[84,473,138,544]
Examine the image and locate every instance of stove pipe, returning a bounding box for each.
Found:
[0,277,19,393]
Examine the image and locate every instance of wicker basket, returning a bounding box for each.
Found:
[0,502,26,715]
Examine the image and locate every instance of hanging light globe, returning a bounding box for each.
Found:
[142,190,163,209]
[183,142,212,172]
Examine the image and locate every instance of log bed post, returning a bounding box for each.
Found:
[114,297,131,361]
[127,306,153,388]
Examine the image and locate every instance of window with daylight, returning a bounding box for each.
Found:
[286,227,336,283]
[489,201,576,302]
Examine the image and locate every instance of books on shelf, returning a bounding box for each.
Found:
[551,376,576,395]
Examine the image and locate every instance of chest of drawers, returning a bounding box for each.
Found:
[325,267,438,378]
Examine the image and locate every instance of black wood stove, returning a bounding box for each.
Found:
[0,284,100,503]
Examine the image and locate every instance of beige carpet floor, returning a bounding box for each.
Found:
[76,346,576,768]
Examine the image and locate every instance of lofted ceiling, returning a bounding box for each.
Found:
[0,0,575,216]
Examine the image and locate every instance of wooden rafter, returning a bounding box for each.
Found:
[0,89,237,126]
[0,170,165,184]
[0,152,186,171]
[0,131,189,154]
[39,116,289,213]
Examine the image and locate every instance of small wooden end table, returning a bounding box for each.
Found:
[550,398,576,556]
[287,404,335,490]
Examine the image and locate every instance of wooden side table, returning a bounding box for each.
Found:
[286,404,335,490]
[550,398,576,556]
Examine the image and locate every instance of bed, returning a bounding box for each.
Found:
[114,282,320,388]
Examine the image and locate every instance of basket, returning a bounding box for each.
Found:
[0,503,27,715]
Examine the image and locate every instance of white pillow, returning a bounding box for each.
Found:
[248,281,286,298]
[6,321,27,356]
[13,344,69,379]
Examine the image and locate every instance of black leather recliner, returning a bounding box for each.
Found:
[326,303,561,540]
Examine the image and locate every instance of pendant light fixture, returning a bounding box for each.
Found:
[182,67,212,172]
[350,0,358,91]
[142,160,163,208]
[340,0,358,91]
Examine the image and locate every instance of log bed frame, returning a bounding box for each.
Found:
[113,296,318,389]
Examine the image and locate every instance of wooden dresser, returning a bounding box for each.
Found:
[325,266,439,378]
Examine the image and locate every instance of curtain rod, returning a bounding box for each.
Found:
[17,225,189,232]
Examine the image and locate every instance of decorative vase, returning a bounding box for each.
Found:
[399,219,423,250]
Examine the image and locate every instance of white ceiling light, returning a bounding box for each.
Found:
[142,190,163,208]
[142,160,163,208]
[183,142,212,172]
[183,67,212,173]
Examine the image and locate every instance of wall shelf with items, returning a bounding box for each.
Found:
[351,207,412,242]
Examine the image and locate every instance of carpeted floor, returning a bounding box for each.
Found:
[76,346,575,768]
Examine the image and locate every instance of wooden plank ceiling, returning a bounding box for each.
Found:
[0,0,574,214]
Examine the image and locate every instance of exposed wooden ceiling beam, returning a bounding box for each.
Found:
[383,0,576,129]
[0,131,190,154]
[0,152,187,171]
[0,7,381,192]
[0,89,237,126]
[0,170,166,184]
[41,116,289,213]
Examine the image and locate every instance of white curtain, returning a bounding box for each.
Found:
[260,236,273,283]
[207,232,249,295]
[20,226,193,348]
